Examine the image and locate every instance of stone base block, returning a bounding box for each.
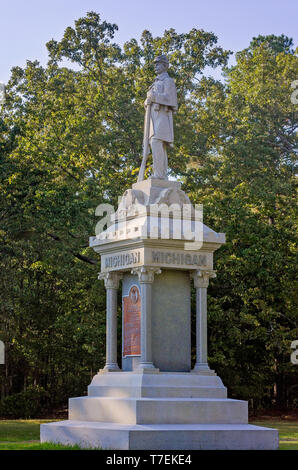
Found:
[69,397,247,424]
[40,421,279,450]
[88,371,227,398]
[88,385,226,398]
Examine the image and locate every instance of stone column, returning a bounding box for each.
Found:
[191,269,216,374]
[98,271,122,372]
[131,266,161,372]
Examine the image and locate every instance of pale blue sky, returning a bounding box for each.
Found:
[0,0,297,83]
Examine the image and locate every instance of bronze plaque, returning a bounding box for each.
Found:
[123,285,141,356]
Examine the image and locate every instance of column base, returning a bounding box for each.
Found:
[191,363,216,375]
[99,364,121,373]
[136,363,160,374]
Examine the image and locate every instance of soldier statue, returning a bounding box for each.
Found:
[139,55,178,181]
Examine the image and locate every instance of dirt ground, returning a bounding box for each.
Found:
[250,409,298,421]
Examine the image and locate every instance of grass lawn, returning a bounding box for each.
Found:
[0,419,297,450]
[251,420,298,450]
[0,420,88,450]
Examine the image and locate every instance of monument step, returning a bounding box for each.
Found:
[88,371,226,388]
[69,397,247,425]
[41,420,278,450]
[88,385,227,398]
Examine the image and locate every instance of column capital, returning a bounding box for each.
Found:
[98,271,123,289]
[131,266,161,284]
[191,269,216,288]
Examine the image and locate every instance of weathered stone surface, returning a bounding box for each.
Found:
[151,270,191,371]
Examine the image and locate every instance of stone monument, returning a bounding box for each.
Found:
[41,56,278,450]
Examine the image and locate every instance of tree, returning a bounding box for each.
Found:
[0,12,231,415]
[184,35,298,408]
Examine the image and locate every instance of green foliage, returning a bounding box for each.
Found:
[0,386,47,418]
[185,34,298,408]
[0,11,297,415]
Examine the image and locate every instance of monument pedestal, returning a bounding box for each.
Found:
[41,371,278,449]
[41,421,278,450]
[41,178,278,449]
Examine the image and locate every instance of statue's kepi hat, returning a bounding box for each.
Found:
[154,55,169,66]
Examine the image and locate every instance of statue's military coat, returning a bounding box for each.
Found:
[148,72,178,143]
